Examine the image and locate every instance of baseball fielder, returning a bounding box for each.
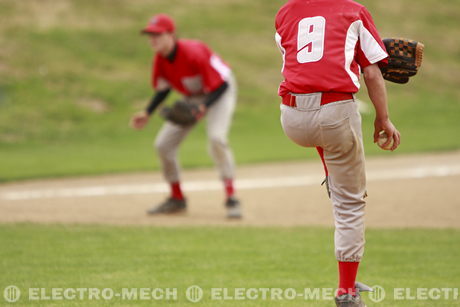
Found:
[275,0,401,306]
[131,14,241,219]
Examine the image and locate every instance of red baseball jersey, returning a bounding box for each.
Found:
[152,39,231,96]
[275,0,388,96]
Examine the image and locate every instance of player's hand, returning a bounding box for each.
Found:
[131,111,150,130]
[373,117,401,151]
[194,103,207,121]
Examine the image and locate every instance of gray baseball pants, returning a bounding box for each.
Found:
[154,75,237,183]
[280,93,366,262]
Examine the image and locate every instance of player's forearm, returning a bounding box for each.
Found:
[146,89,171,115]
[204,81,228,108]
[363,64,389,120]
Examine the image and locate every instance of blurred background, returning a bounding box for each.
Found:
[0,0,459,182]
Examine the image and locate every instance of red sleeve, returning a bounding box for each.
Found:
[193,46,225,93]
[355,7,388,69]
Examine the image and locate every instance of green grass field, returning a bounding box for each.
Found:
[1,225,459,306]
[1,0,459,181]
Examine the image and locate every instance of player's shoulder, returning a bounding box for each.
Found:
[324,0,369,22]
[342,0,374,20]
[327,0,367,17]
[275,0,296,22]
[178,39,212,59]
[342,0,365,9]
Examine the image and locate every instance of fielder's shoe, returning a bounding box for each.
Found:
[147,197,187,215]
[334,293,365,307]
[334,282,372,307]
[225,196,242,219]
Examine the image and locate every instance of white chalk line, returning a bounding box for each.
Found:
[2,164,460,201]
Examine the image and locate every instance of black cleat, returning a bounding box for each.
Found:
[225,196,242,219]
[334,293,366,307]
[147,197,187,215]
[335,282,371,307]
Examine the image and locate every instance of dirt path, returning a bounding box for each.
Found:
[1,151,459,228]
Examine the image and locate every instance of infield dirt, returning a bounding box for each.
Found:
[1,151,459,228]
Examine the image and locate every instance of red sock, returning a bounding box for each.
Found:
[170,182,184,200]
[224,178,234,198]
[337,261,360,296]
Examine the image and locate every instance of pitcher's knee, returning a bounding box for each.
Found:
[335,202,366,221]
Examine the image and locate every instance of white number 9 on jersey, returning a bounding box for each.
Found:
[297,16,326,63]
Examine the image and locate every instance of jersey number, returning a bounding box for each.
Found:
[297,16,326,63]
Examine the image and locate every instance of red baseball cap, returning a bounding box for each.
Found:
[141,14,175,34]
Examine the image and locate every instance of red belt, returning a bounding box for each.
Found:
[282,92,354,107]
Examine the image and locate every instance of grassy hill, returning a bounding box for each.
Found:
[0,0,459,181]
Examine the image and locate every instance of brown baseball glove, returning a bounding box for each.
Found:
[380,38,424,84]
[160,100,201,126]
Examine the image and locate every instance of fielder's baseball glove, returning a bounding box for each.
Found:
[160,100,200,126]
[380,38,424,84]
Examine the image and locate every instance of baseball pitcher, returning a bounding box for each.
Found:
[131,14,241,219]
[275,0,401,306]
